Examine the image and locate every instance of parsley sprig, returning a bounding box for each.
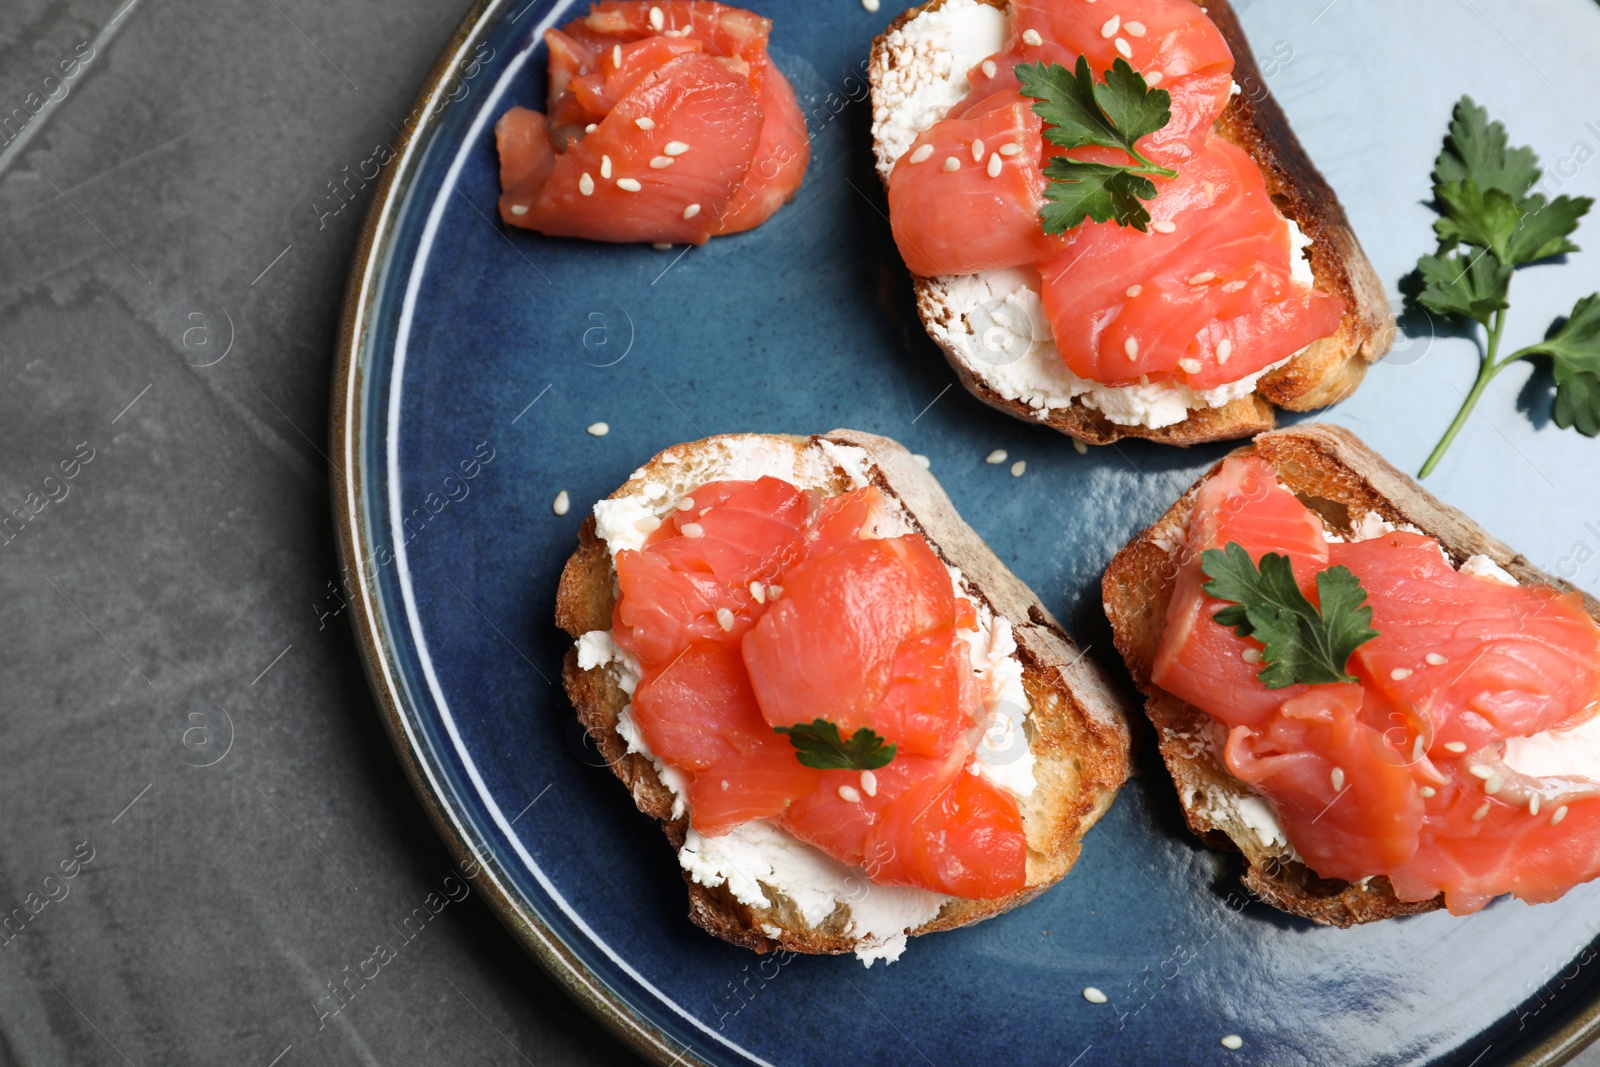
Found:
[1411,96,1599,476]
[1016,57,1176,233]
[774,719,896,771]
[1201,543,1379,690]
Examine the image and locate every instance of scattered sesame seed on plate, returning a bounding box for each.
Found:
[1221,1035,1244,1051]
[587,422,610,436]
[552,490,570,516]
[1082,987,1107,1004]
[651,242,671,250]
[1073,439,1089,455]
[1011,460,1027,477]
[986,449,1008,465]
[861,0,879,10]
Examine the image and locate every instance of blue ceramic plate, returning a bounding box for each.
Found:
[332,1,1600,1064]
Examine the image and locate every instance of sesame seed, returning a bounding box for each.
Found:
[987,153,1003,177]
[716,608,735,632]
[982,59,997,79]
[677,497,695,511]
[664,141,690,156]
[838,785,862,803]
[1331,767,1345,791]
[579,172,595,197]
[1022,28,1043,46]
[913,454,931,468]
[862,0,879,9]
[1126,284,1143,298]
[1468,765,1493,780]
[1178,358,1201,374]
[617,178,643,192]
[999,143,1023,156]
[1221,1036,1244,1051]
[1073,438,1089,455]
[1222,279,1246,292]
[971,138,985,162]
[586,421,610,436]
[683,203,701,220]
[637,515,662,533]
[1146,71,1164,86]
[510,204,529,216]
[1217,338,1233,364]
[1472,802,1491,822]
[1530,794,1542,815]
[1189,272,1216,285]
[910,144,934,164]
[986,449,1008,465]
[1152,220,1176,234]
[681,522,704,538]
[766,584,783,600]
[1391,667,1413,681]
[943,156,961,172]
[1083,987,1108,1005]
[861,770,878,797]
[1241,648,1263,664]
[1115,37,1133,58]
[1101,14,1120,36]
[585,123,598,134]
[1124,337,1140,359]
[1444,741,1467,753]
[1011,460,1027,477]
[1426,652,1449,666]
[601,155,613,179]
[650,156,674,169]
[1419,786,1437,798]
[1484,775,1503,795]
[552,490,570,516]
[1203,180,1218,200]
[1553,805,1570,825]
[635,116,655,130]
[749,581,766,604]
[613,44,622,67]
[1125,20,1147,35]
[649,5,664,29]
[720,780,729,791]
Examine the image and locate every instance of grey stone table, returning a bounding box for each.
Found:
[1,1,1596,1066]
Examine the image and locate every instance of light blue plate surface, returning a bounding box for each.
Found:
[334,1,1600,1064]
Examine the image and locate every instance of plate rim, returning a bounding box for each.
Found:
[328,1,1600,1064]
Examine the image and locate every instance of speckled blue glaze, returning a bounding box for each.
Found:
[347,0,1600,1064]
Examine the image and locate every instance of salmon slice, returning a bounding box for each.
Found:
[499,2,808,243]
[496,107,556,192]
[1151,455,1330,727]
[889,92,1059,277]
[1333,533,1600,753]
[617,480,1026,896]
[1037,139,1344,388]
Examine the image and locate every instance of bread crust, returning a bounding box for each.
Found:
[555,431,1133,954]
[1101,424,1600,926]
[869,0,1395,447]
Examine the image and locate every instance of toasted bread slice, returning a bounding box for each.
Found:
[868,0,1394,447]
[1101,424,1600,926]
[556,430,1132,958]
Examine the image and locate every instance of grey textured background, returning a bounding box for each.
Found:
[0,0,1596,1065]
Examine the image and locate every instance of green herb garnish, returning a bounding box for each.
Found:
[774,719,896,771]
[1015,57,1176,234]
[1411,96,1599,476]
[1201,543,1379,690]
